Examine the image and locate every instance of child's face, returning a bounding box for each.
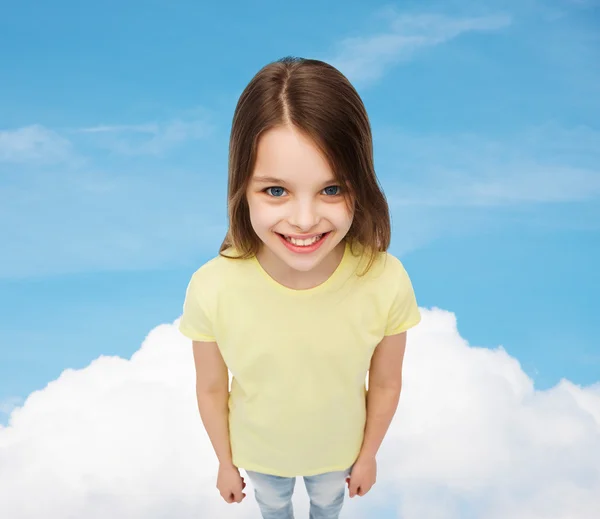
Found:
[246,125,354,273]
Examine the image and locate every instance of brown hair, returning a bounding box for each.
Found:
[219,56,391,274]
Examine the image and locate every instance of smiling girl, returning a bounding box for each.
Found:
[179,56,421,519]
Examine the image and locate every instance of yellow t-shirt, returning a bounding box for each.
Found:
[178,241,421,477]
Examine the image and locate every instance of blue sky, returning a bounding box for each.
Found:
[1,0,599,412]
[1,1,600,517]
[1,0,599,440]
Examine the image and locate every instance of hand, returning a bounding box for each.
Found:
[217,463,247,504]
[346,456,377,498]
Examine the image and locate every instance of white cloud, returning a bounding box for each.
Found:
[76,118,213,156]
[0,115,212,165]
[0,125,74,165]
[0,112,220,278]
[329,12,511,86]
[0,164,226,279]
[0,397,23,418]
[1,308,599,518]
[381,123,600,207]
[78,124,159,134]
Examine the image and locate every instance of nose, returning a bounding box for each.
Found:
[287,198,320,231]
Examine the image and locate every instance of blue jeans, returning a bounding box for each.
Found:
[245,466,353,519]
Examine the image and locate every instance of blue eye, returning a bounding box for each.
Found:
[264,185,341,197]
[323,185,341,196]
[265,186,286,197]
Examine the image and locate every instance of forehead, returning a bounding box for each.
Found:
[252,126,335,184]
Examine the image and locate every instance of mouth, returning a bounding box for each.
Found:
[275,232,331,253]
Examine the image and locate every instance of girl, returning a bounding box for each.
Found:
[179,56,421,519]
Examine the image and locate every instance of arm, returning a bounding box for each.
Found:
[358,331,406,460]
[192,340,234,467]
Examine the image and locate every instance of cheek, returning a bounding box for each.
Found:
[247,197,280,228]
[246,195,262,230]
[333,203,354,228]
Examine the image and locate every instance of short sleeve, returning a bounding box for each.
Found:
[384,260,421,336]
[178,272,216,342]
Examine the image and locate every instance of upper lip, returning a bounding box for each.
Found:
[278,232,329,239]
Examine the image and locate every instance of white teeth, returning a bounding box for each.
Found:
[284,234,323,246]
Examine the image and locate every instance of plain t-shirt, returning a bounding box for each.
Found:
[178,241,421,477]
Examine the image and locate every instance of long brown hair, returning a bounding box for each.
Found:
[219,56,391,274]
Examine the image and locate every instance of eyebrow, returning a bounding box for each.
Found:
[252,175,338,185]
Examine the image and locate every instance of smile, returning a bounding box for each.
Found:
[275,232,331,253]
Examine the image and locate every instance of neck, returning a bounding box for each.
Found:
[257,241,346,290]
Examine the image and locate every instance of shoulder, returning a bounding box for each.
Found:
[381,251,408,275]
[186,252,225,292]
[188,255,219,286]
[381,251,414,287]
[357,247,408,281]
[349,249,415,301]
[188,247,249,291]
